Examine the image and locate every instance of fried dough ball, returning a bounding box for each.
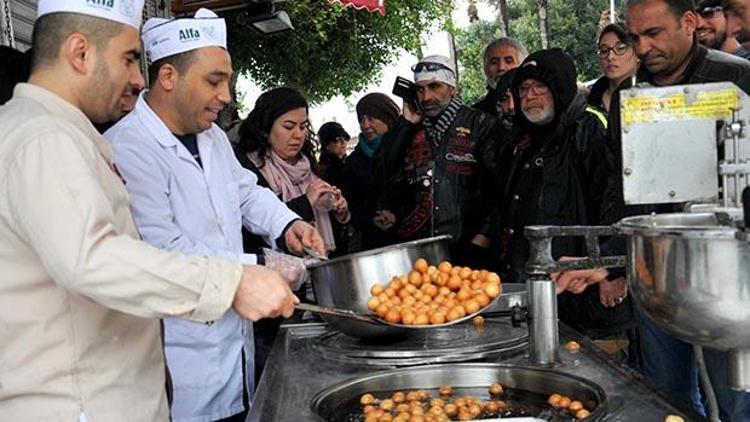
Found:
[392,391,406,404]
[385,309,401,324]
[485,401,499,415]
[361,393,376,406]
[664,416,685,422]
[564,340,582,353]
[365,415,379,422]
[459,267,472,280]
[367,297,381,311]
[475,293,491,307]
[575,409,591,419]
[464,299,480,314]
[468,403,483,418]
[558,396,572,409]
[414,258,429,273]
[489,383,504,395]
[396,403,410,413]
[438,385,453,396]
[438,261,452,273]
[429,312,446,325]
[487,272,501,284]
[443,403,458,417]
[447,275,462,291]
[371,284,385,296]
[473,315,485,328]
[406,391,420,402]
[457,410,473,421]
[483,282,501,299]
[414,313,430,325]
[568,400,584,412]
[548,393,562,407]
[379,398,394,411]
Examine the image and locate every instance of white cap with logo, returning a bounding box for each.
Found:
[142,8,227,63]
[37,0,145,29]
[413,55,457,88]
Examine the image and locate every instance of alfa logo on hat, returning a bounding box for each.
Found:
[86,0,115,11]
[178,27,201,42]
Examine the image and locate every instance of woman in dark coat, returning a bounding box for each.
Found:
[342,92,400,252]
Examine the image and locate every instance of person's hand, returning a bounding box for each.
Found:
[470,234,490,248]
[305,179,335,207]
[599,276,628,307]
[263,248,309,290]
[402,101,422,124]
[373,210,396,231]
[551,257,609,294]
[284,220,326,256]
[330,188,350,223]
[232,265,299,321]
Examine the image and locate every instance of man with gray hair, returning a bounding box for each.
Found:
[473,37,528,116]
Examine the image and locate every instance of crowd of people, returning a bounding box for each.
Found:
[1,0,750,421]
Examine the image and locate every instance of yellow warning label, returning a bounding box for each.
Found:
[622,89,739,125]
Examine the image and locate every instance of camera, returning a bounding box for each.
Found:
[392,76,422,115]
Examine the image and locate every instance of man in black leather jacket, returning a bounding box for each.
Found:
[373,55,504,269]
[497,48,633,339]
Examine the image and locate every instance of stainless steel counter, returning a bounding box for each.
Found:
[248,321,701,421]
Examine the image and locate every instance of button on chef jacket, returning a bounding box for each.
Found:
[105,92,299,422]
[0,83,244,421]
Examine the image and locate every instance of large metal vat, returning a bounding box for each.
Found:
[618,212,750,390]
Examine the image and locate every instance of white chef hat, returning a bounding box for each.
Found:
[37,0,145,29]
[142,8,227,63]
[412,55,457,88]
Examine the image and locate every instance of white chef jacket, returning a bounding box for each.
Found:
[105,92,299,422]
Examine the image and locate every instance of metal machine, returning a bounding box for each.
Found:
[523,82,750,419]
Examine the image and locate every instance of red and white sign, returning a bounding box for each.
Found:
[330,0,386,16]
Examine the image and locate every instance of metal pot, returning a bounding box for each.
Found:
[617,212,750,389]
[310,363,607,421]
[307,236,452,339]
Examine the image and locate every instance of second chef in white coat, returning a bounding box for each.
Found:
[105,9,324,422]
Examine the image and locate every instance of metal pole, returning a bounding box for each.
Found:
[610,0,616,23]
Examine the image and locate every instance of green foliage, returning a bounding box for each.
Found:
[455,20,502,106]
[509,0,610,81]
[455,0,612,101]
[225,1,452,103]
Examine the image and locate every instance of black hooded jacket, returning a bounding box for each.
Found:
[499,49,632,336]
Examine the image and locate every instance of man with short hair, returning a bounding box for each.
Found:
[374,55,503,268]
[473,38,527,116]
[696,0,750,58]
[0,1,308,420]
[105,9,322,422]
[571,0,750,419]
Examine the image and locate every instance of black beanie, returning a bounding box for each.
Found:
[511,48,578,131]
[494,67,519,100]
[318,122,350,147]
[356,93,400,129]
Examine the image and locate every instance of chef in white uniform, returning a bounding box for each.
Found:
[104,9,324,422]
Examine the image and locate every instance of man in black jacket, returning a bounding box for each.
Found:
[497,48,632,339]
[374,55,503,268]
[558,0,750,419]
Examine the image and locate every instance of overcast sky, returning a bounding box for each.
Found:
[236,0,496,138]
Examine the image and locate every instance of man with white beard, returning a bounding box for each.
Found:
[496,48,631,340]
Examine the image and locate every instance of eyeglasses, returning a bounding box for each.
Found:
[518,81,550,98]
[696,5,724,19]
[596,42,631,59]
[411,62,455,74]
